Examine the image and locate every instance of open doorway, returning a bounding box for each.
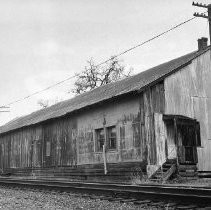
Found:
[163,115,201,164]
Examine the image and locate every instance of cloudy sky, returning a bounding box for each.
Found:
[0,0,210,125]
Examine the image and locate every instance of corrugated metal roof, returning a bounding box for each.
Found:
[0,48,209,134]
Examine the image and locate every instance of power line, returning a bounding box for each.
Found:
[5,75,76,107]
[97,16,197,65]
[2,15,199,108]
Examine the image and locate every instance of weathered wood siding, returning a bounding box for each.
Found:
[154,113,167,166]
[76,82,165,167]
[0,82,165,179]
[76,95,144,165]
[0,126,41,170]
[42,118,77,168]
[143,83,165,165]
[165,50,211,171]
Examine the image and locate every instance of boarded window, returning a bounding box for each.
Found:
[95,128,105,151]
[107,126,117,150]
[46,141,51,156]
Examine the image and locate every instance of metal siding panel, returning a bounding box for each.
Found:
[165,50,211,171]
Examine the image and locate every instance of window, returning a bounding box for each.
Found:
[107,126,117,150]
[96,128,105,151]
[95,126,117,151]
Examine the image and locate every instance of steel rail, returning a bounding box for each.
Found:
[0,177,210,201]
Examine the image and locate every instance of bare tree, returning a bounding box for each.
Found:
[37,97,62,109]
[72,57,132,95]
[37,99,49,108]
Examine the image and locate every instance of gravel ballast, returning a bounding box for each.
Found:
[0,185,208,209]
[0,186,147,210]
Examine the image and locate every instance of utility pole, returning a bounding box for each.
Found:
[193,2,211,45]
[103,115,107,175]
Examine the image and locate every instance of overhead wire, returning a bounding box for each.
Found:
[1,15,199,108]
[5,75,76,107]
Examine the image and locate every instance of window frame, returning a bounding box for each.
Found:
[107,126,117,150]
[95,128,105,152]
[95,125,117,152]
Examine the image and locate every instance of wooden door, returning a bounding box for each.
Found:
[178,124,198,164]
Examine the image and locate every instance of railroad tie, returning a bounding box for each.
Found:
[120,198,137,203]
[176,205,197,209]
[133,200,151,205]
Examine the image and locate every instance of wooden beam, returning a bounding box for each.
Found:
[174,117,179,167]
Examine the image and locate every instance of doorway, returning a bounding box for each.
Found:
[163,115,201,164]
[177,123,198,163]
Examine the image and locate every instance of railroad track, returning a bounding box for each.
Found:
[0,177,210,209]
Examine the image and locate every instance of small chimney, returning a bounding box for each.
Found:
[198,37,208,51]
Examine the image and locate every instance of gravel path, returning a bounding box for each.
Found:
[0,186,150,210]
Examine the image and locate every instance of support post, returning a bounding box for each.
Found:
[103,145,107,175]
[174,117,179,167]
[208,6,211,45]
[103,115,107,175]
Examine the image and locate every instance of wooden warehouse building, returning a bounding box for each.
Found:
[0,37,211,182]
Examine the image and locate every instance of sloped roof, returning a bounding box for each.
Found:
[0,47,210,134]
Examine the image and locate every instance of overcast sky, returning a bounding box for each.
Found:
[0,0,210,125]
